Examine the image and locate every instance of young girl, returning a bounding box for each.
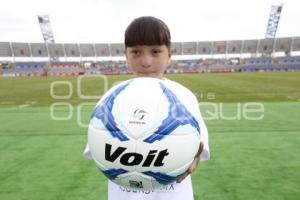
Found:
[84,16,210,200]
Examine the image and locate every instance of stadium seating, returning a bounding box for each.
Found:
[48,62,83,76]
[166,59,204,73]
[15,62,45,76]
[1,36,300,77]
[0,42,12,57]
[280,57,300,71]
[240,57,300,72]
[1,66,15,77]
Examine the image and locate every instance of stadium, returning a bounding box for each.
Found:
[0,1,300,200]
[1,36,300,76]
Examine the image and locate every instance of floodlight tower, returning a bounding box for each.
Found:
[265,4,284,38]
[37,15,56,62]
[37,15,55,43]
[265,4,284,60]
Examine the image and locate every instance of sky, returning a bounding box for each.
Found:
[0,0,299,43]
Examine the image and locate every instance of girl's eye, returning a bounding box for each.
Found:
[152,49,162,54]
[131,50,140,55]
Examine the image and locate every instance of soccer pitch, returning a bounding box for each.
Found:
[0,72,300,200]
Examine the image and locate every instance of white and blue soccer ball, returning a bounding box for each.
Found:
[88,77,201,190]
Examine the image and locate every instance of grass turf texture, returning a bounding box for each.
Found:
[0,72,300,200]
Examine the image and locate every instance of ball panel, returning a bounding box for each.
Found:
[135,133,200,173]
[112,78,169,139]
[88,126,136,172]
[163,79,200,120]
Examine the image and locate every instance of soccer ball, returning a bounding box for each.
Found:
[88,77,201,190]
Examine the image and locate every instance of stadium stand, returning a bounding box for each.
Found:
[280,56,300,71]
[182,42,197,55]
[240,56,300,72]
[198,41,212,55]
[84,60,128,75]
[240,58,274,72]
[292,37,300,52]
[64,44,80,57]
[48,43,65,57]
[110,43,125,57]
[0,62,15,77]
[95,44,110,57]
[48,62,83,76]
[242,40,258,54]
[0,42,13,57]
[11,43,31,57]
[212,41,226,54]
[171,42,182,55]
[1,36,300,77]
[167,59,204,73]
[31,43,48,57]
[227,40,242,54]
[258,38,274,55]
[15,62,45,76]
[275,37,291,54]
[79,44,95,57]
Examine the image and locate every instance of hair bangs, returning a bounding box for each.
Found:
[125,16,171,48]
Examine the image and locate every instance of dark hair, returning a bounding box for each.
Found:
[125,16,171,49]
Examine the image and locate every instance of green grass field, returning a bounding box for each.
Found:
[0,72,300,200]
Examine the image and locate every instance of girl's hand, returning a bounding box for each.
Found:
[176,142,204,183]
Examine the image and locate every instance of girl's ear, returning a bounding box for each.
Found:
[169,47,174,58]
[168,49,172,59]
[124,48,127,58]
[124,49,129,68]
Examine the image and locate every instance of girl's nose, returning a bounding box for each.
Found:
[141,55,152,68]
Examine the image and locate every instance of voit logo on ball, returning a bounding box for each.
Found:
[129,109,148,125]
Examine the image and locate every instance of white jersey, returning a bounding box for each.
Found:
[108,175,193,200]
[83,79,210,200]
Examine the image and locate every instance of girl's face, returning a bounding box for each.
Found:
[125,45,171,79]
